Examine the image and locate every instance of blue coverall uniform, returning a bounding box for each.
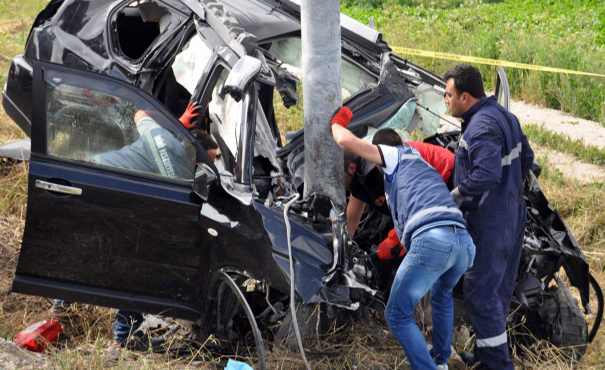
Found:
[452,96,534,369]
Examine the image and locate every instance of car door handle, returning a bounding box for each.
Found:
[35,180,82,196]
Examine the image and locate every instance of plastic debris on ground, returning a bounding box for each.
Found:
[225,359,255,370]
[14,320,63,352]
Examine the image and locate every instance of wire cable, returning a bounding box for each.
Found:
[283,193,311,370]
[416,102,461,129]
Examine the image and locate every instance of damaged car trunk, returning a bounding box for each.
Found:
[3,0,602,365]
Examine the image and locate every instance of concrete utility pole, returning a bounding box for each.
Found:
[301,0,346,212]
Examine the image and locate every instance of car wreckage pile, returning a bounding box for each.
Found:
[2,0,602,367]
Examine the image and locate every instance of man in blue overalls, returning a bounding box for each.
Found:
[331,107,476,370]
[444,65,534,369]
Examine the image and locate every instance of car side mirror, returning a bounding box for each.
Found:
[223,55,261,102]
[193,163,218,201]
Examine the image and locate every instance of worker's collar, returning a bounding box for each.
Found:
[460,95,495,127]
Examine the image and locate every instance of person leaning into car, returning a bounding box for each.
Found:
[344,137,456,335]
[444,65,534,369]
[331,107,475,370]
[345,140,456,260]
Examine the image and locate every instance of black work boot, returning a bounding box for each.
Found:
[118,333,166,353]
[459,351,477,366]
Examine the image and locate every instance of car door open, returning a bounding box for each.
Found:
[12,62,209,320]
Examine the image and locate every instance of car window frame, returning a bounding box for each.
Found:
[32,61,207,186]
[106,0,191,68]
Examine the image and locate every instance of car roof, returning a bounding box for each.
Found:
[218,0,301,42]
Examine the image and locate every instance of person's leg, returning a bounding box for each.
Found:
[385,228,458,370]
[429,227,475,366]
[50,299,71,314]
[464,212,514,370]
[113,310,144,343]
[497,205,525,313]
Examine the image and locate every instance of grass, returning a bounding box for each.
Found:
[535,154,605,249]
[341,0,605,125]
[274,81,305,143]
[525,124,605,166]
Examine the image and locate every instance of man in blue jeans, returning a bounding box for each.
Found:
[330,109,476,369]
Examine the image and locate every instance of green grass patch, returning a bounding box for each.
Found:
[525,124,605,166]
[274,81,304,143]
[0,0,49,20]
[0,161,28,218]
[342,0,605,125]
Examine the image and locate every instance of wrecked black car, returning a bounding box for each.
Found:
[3,0,602,365]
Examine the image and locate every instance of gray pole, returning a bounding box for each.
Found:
[301,0,345,212]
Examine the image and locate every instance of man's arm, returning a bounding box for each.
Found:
[134,110,161,135]
[453,127,503,198]
[346,195,366,237]
[331,124,383,165]
[520,133,534,177]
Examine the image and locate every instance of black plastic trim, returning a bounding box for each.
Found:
[12,275,202,321]
[2,90,31,137]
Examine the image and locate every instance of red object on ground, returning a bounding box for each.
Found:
[14,320,63,352]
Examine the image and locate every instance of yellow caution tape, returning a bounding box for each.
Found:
[391,46,605,79]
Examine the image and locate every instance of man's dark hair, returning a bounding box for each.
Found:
[343,150,359,172]
[372,128,403,146]
[191,129,218,150]
[443,65,486,99]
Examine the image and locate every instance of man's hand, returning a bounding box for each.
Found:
[330,106,353,128]
[179,102,200,129]
[377,229,406,260]
[450,187,464,206]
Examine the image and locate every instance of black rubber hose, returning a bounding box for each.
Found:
[588,273,603,343]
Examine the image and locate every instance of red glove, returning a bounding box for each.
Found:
[377,229,406,260]
[330,106,353,128]
[179,102,200,129]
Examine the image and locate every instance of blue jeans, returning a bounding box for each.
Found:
[113,310,144,342]
[385,225,475,369]
[53,300,143,343]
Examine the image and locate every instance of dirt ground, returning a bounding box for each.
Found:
[439,98,605,184]
[510,100,605,184]
[510,100,605,150]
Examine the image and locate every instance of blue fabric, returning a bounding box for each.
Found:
[385,226,475,369]
[95,124,192,179]
[454,96,534,211]
[383,145,466,250]
[454,96,533,369]
[54,301,143,343]
[113,310,144,342]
